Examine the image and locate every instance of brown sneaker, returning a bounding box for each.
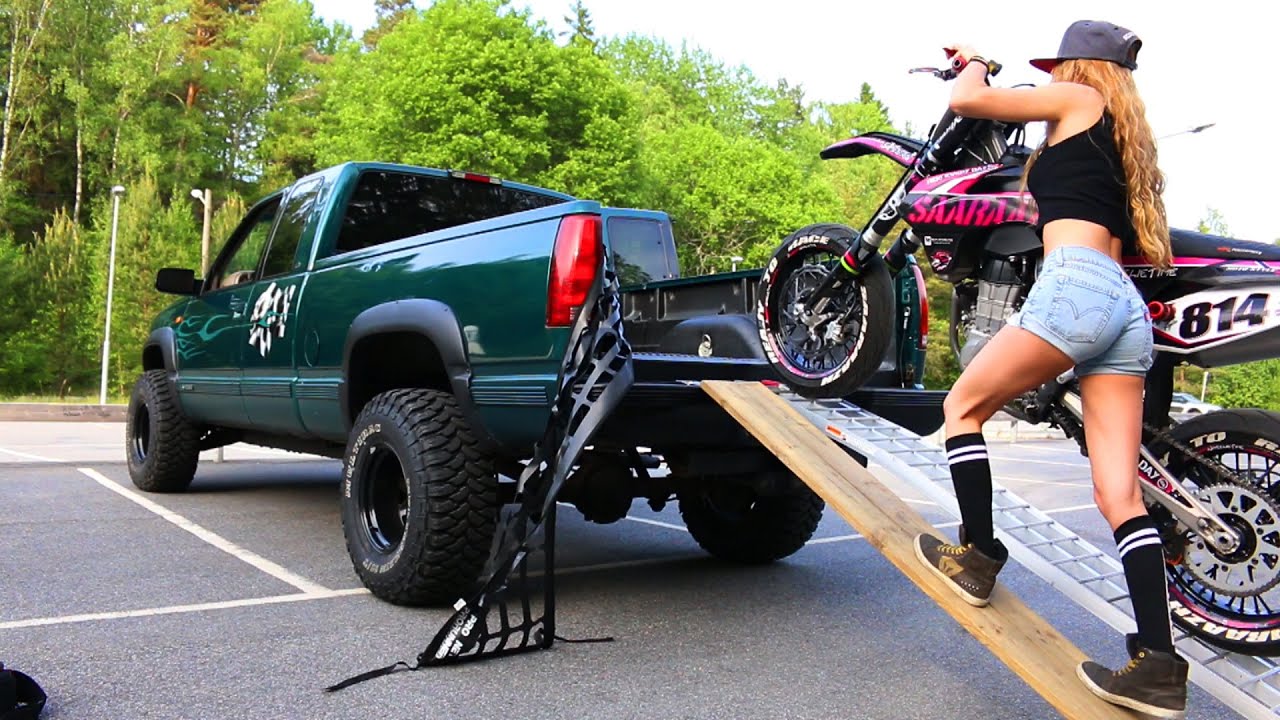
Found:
[1078,635,1188,719]
[913,533,1007,607]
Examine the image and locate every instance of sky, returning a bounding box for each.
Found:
[310,0,1277,241]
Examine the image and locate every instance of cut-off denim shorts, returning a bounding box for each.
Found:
[1006,245,1154,377]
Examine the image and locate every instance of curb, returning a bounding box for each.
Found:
[0,403,128,422]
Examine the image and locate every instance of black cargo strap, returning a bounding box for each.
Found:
[0,664,46,720]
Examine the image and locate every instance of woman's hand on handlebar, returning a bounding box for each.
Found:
[944,44,979,63]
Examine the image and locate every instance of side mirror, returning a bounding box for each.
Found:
[155,267,200,295]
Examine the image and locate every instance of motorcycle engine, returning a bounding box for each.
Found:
[955,258,1028,368]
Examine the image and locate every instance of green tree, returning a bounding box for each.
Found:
[316,0,638,202]
[1197,207,1230,236]
[634,122,841,274]
[363,0,415,48]
[561,0,595,48]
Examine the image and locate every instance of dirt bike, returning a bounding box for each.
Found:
[756,56,1280,655]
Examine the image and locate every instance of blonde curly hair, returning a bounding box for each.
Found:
[1023,58,1171,268]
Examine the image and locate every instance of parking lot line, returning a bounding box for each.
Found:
[0,588,369,631]
[989,454,1089,470]
[0,446,58,462]
[77,467,331,595]
[1043,502,1098,515]
[993,474,1090,488]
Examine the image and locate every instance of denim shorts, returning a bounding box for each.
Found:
[1006,246,1154,376]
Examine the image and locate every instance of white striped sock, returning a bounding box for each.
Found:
[1118,528,1161,557]
[947,447,988,465]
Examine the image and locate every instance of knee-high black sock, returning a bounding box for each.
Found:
[1115,514,1174,653]
[946,433,996,557]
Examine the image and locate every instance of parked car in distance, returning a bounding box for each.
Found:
[1170,391,1222,416]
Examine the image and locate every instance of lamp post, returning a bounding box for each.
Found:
[1158,123,1215,141]
[190,188,212,275]
[731,255,744,272]
[99,185,125,405]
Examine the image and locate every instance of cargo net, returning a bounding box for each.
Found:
[327,263,634,691]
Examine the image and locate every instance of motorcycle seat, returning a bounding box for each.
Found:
[1169,228,1280,261]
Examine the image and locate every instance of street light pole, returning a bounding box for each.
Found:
[1157,123,1216,141]
[99,185,125,405]
[191,188,212,275]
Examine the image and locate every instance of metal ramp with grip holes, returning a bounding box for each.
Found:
[714,381,1280,720]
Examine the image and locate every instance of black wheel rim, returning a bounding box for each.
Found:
[361,445,410,553]
[1167,442,1280,625]
[131,403,151,464]
[769,249,864,377]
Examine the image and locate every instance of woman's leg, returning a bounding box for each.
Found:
[940,324,1075,557]
[1078,372,1173,652]
[916,323,1076,606]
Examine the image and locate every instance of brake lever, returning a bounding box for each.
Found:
[908,66,957,81]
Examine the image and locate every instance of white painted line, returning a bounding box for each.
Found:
[0,446,58,462]
[988,455,1089,470]
[901,497,939,507]
[807,533,862,545]
[994,474,1091,489]
[77,467,330,595]
[0,588,368,631]
[1043,502,1098,515]
[555,556,704,576]
[623,515,689,533]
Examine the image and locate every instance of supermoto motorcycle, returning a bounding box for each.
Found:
[757,57,1280,655]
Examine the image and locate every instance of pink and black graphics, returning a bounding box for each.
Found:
[820,132,923,167]
[899,162,1040,279]
[1127,228,1280,368]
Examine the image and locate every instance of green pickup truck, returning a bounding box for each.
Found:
[129,162,941,605]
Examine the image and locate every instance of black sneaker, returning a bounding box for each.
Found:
[1077,635,1188,719]
[914,533,1007,606]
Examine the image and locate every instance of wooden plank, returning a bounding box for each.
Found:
[702,381,1135,719]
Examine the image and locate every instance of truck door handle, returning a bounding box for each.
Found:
[230,297,245,317]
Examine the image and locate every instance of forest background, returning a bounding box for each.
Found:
[0,0,1271,408]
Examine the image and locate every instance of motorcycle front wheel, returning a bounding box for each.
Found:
[756,223,894,399]
[1157,408,1280,655]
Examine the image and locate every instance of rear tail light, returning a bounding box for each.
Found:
[547,214,602,327]
[911,263,929,350]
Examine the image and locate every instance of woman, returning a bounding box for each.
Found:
[912,21,1188,719]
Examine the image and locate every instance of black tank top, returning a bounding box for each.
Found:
[1026,113,1137,255]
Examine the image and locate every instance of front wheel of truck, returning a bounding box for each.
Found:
[678,480,824,563]
[126,370,200,493]
[341,388,498,606]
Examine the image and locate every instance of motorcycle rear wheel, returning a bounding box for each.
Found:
[1159,408,1280,655]
[756,224,894,399]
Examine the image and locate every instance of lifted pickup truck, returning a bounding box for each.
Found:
[130,162,942,605]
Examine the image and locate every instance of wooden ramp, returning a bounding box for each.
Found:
[703,381,1135,719]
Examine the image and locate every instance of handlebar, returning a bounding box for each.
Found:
[908,56,1003,82]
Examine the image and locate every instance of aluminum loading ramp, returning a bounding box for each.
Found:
[702,380,1280,720]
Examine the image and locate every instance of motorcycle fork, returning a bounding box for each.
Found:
[1056,389,1242,555]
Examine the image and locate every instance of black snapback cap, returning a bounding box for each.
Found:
[1031,20,1142,73]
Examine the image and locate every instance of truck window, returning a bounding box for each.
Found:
[260,178,323,279]
[608,217,675,285]
[210,197,281,291]
[333,170,566,255]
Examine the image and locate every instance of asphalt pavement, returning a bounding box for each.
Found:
[0,423,1246,719]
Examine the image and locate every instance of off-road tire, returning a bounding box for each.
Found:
[126,370,200,493]
[758,223,895,399]
[678,481,824,563]
[341,388,498,606]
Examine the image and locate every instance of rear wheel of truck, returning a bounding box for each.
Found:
[678,480,824,563]
[126,370,200,493]
[341,388,499,606]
